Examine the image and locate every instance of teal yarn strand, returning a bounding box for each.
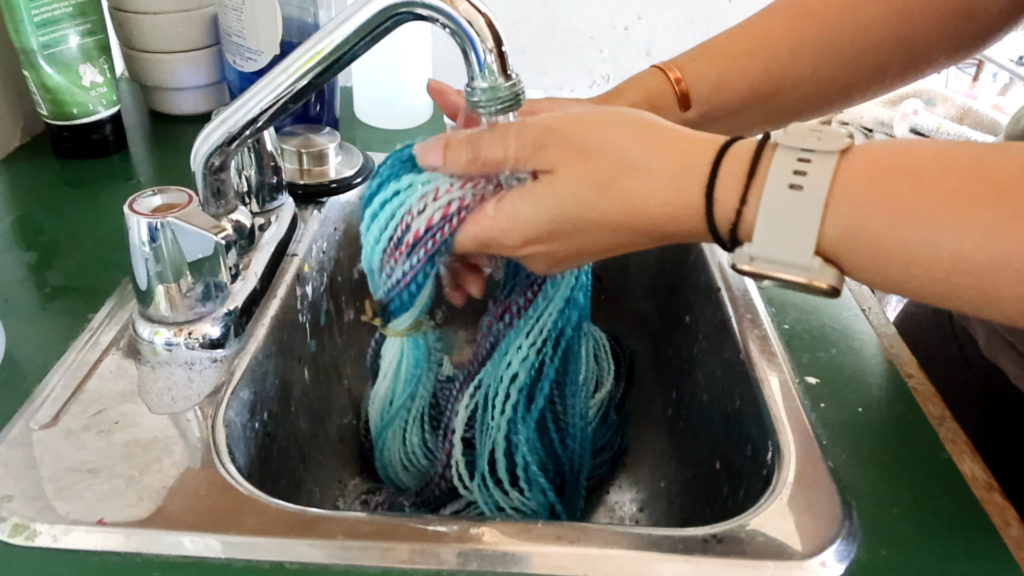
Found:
[359,144,628,519]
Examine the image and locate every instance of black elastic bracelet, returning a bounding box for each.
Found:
[727,132,772,251]
[705,136,743,251]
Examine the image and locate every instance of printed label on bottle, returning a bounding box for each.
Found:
[218,0,283,73]
[0,0,120,125]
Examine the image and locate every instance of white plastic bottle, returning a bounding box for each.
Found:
[349,2,433,130]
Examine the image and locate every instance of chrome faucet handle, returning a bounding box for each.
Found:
[237,128,288,213]
[124,186,237,324]
[211,107,288,214]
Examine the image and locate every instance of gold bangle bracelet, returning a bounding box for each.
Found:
[650,61,692,113]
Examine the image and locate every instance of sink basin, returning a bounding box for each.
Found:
[0,181,856,574]
[222,196,776,529]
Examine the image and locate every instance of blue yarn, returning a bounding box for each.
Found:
[358,144,627,519]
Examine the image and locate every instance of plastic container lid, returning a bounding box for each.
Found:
[107,0,215,14]
[109,6,219,53]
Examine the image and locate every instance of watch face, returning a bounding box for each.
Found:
[730,247,845,299]
[730,261,843,298]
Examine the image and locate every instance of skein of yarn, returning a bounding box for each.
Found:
[358,144,628,520]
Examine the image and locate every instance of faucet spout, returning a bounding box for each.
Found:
[190,0,524,218]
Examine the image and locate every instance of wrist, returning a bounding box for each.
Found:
[668,135,775,247]
[593,68,685,121]
[657,130,728,245]
[716,139,775,247]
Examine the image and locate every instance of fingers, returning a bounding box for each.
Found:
[440,274,468,307]
[440,256,488,306]
[426,79,481,128]
[426,79,464,120]
[463,253,497,274]
[450,257,487,299]
[413,117,559,175]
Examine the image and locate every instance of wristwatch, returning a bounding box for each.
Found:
[730,122,853,297]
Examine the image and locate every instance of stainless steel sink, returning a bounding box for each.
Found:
[0,184,856,575]
[222,196,776,529]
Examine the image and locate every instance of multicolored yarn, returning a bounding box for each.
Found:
[357,144,627,520]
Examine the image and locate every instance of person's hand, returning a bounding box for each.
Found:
[415,106,735,302]
[427,78,596,305]
[427,79,595,129]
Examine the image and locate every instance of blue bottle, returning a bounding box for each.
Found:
[218,0,338,128]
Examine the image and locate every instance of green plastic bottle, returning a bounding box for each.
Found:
[0,0,126,159]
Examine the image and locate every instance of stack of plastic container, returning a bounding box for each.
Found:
[108,0,229,115]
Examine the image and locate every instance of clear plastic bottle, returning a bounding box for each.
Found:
[218,0,338,128]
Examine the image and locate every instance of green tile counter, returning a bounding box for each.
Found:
[0,83,1020,575]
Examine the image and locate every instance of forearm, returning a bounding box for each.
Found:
[600,0,1023,135]
[713,138,1024,326]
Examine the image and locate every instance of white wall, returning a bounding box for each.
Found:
[430,0,771,97]
[0,10,43,159]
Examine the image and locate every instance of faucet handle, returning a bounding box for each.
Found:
[124,187,237,324]
[212,107,288,214]
[235,128,289,213]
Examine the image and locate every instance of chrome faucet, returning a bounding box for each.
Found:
[123,0,524,416]
[191,0,524,220]
[191,0,524,219]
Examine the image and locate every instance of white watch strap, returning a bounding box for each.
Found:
[730,123,852,296]
[747,142,841,268]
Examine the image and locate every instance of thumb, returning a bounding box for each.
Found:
[413,118,558,176]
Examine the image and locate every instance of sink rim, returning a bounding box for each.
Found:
[0,191,856,575]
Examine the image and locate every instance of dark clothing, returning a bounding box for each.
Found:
[895,303,1024,514]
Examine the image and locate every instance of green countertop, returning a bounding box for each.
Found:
[0,82,1019,575]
